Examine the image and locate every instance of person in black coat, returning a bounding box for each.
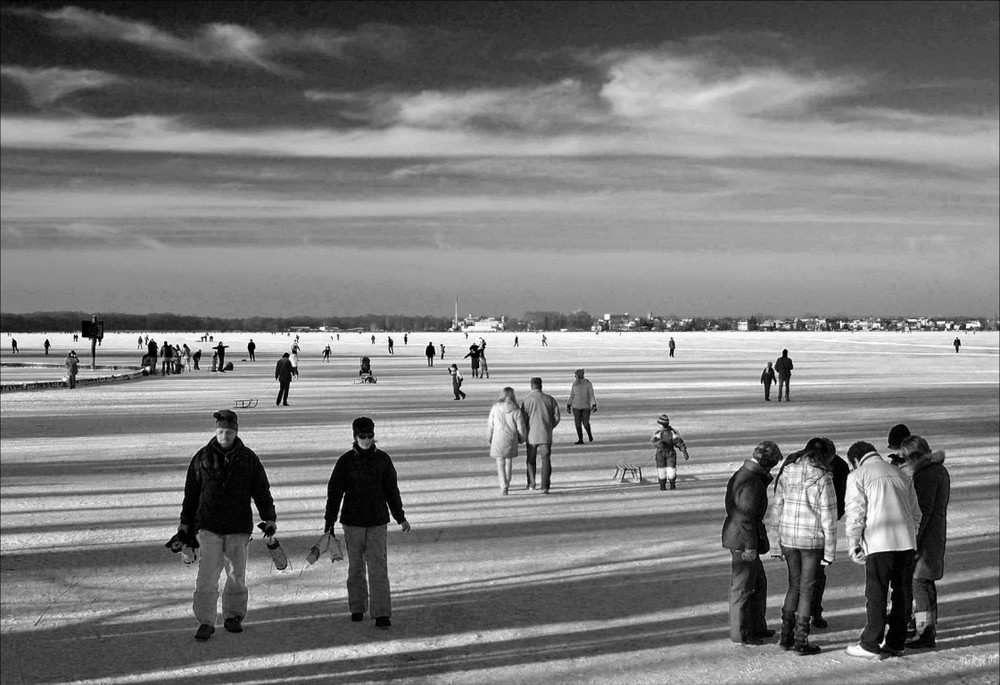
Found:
[324,417,410,629]
[274,353,293,406]
[175,410,276,641]
[722,440,783,644]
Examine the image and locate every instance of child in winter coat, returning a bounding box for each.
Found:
[449,364,466,400]
[650,414,690,490]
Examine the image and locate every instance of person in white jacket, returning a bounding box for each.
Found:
[488,387,528,495]
[843,441,922,660]
[566,369,598,444]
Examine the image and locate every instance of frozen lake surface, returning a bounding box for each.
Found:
[2,330,998,684]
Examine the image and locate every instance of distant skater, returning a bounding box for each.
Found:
[371,335,376,345]
[275,353,293,406]
[323,345,331,362]
[65,350,79,389]
[760,362,777,401]
[425,342,435,367]
[448,364,466,400]
[290,344,300,378]
[669,337,676,358]
[11,338,18,354]
[541,334,548,347]
[214,342,229,372]
[387,337,394,355]
[775,349,793,402]
[247,339,256,361]
[953,337,961,353]
[513,336,519,347]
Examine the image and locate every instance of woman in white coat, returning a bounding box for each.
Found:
[488,387,527,495]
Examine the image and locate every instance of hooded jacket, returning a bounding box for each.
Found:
[770,459,837,561]
[845,451,921,554]
[722,459,772,554]
[903,451,950,579]
[488,400,528,458]
[180,436,276,535]
[325,445,406,529]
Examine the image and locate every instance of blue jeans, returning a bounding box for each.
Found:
[194,530,250,625]
[525,443,552,490]
[781,545,821,618]
[343,524,391,619]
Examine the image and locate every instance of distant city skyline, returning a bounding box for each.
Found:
[1,1,997,317]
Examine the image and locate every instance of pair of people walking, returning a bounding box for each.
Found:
[486,378,561,494]
[171,412,409,641]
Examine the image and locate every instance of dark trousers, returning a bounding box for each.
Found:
[812,562,828,617]
[276,382,290,405]
[778,377,790,399]
[525,443,552,490]
[249,350,255,361]
[781,546,821,618]
[572,408,592,441]
[729,550,768,642]
[763,382,772,401]
[860,550,915,652]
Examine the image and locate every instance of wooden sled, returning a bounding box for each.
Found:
[612,462,644,483]
[234,398,258,409]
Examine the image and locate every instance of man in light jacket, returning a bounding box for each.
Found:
[844,441,922,660]
[566,368,597,444]
[520,377,561,493]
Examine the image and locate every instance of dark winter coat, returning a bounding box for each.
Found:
[274,356,293,384]
[180,436,276,535]
[325,445,406,530]
[904,451,950,580]
[722,459,773,554]
[774,355,793,378]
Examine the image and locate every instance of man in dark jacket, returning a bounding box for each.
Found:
[175,410,276,641]
[775,349,793,401]
[722,440,782,644]
[325,417,410,629]
[274,352,293,406]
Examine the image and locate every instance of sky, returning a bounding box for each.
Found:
[1,1,998,319]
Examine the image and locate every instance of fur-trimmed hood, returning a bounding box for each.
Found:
[903,450,946,477]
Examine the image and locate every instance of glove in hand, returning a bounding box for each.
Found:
[258,521,277,537]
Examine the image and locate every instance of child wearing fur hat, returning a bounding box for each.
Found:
[650,414,690,490]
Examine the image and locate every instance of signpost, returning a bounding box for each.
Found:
[81,315,104,370]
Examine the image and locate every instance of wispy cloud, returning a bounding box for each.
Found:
[0,65,119,106]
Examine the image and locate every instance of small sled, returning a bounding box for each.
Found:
[612,462,644,483]
[353,374,378,384]
[234,398,258,409]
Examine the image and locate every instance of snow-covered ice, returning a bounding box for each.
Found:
[2,330,998,684]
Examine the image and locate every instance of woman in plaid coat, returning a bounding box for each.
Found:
[770,438,837,656]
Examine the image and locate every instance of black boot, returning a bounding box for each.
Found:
[779,610,796,651]
[668,479,676,490]
[793,617,821,655]
[658,479,667,491]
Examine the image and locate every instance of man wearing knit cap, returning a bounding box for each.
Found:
[566,369,597,444]
[520,377,561,493]
[324,417,410,629]
[175,409,277,641]
[844,441,921,660]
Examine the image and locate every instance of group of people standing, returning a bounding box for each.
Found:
[723,423,950,659]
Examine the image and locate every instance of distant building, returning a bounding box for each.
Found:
[460,316,505,332]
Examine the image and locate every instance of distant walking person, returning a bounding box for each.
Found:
[247,339,256,362]
[899,435,950,650]
[669,337,676,358]
[566,369,597,444]
[513,336,519,347]
[323,416,410,629]
[760,362,777,401]
[214,342,229,373]
[371,335,376,345]
[65,350,80,389]
[488,387,527,496]
[520,377,561,493]
[138,335,144,350]
[722,441,782,645]
[650,414,690,490]
[448,364,466,400]
[290,344,300,378]
[10,338,17,354]
[387,337,394,355]
[953,337,961,353]
[275,353,293,406]
[322,345,331,362]
[843,441,921,660]
[541,334,548,347]
[174,409,277,641]
[425,342,435,367]
[43,338,51,355]
[439,344,445,359]
[775,349,793,402]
